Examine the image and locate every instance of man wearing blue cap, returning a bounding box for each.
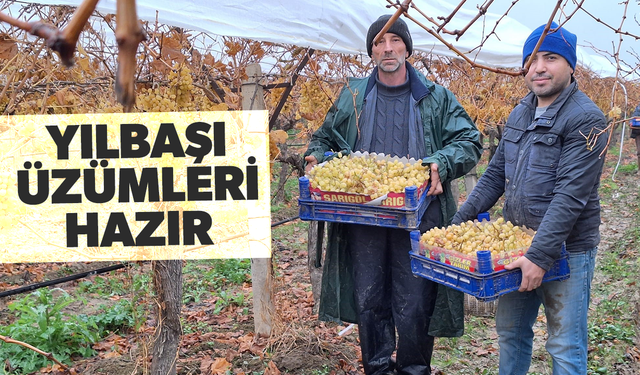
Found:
[452,22,608,374]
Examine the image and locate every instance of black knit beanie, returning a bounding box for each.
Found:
[366,15,413,57]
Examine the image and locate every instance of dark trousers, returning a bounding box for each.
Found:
[347,200,441,375]
[631,127,640,160]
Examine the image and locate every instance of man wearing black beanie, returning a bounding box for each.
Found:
[452,23,608,374]
[304,14,482,375]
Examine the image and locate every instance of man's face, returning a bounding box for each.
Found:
[371,32,407,73]
[524,52,574,106]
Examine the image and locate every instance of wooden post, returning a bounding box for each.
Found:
[464,132,481,196]
[461,139,498,316]
[464,166,478,196]
[451,178,460,207]
[242,63,274,337]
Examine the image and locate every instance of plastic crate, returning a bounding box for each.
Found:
[298,176,433,230]
[409,231,570,301]
[630,117,640,129]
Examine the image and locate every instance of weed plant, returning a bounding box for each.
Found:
[0,289,98,373]
[182,259,250,304]
[0,288,139,374]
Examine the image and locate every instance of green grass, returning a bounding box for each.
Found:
[616,162,638,174]
[182,258,251,303]
[476,163,487,177]
[598,180,619,198]
[270,161,302,212]
[269,161,308,255]
[78,274,132,296]
[76,265,151,298]
[586,189,640,374]
[272,219,308,251]
[433,315,499,373]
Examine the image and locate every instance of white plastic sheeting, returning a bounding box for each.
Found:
[26,0,528,68]
[13,0,622,75]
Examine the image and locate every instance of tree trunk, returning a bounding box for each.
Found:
[150,260,183,375]
[275,160,291,203]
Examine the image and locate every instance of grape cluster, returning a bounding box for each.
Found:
[138,87,178,112]
[308,153,430,199]
[168,66,195,111]
[420,218,534,257]
[137,64,195,112]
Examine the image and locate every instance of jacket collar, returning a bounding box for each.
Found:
[364,62,431,102]
[521,78,579,119]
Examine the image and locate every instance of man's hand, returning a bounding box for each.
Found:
[505,256,546,292]
[427,163,443,196]
[304,155,318,174]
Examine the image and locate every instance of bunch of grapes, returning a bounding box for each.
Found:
[168,65,195,111]
[137,64,195,113]
[137,86,179,112]
[308,153,430,199]
[298,79,334,129]
[420,217,534,257]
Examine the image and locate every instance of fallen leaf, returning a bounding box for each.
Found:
[263,361,281,375]
[200,357,231,375]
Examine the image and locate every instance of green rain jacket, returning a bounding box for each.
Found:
[304,63,482,337]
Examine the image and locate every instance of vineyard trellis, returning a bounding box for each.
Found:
[0,0,638,373]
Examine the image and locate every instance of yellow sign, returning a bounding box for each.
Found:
[0,111,270,263]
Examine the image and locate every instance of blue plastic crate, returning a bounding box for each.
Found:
[408,231,570,301]
[631,117,640,129]
[298,177,433,230]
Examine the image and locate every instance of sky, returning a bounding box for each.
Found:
[467,0,640,79]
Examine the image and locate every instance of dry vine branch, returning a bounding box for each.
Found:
[0,334,71,373]
[466,0,522,54]
[0,0,98,67]
[521,0,563,74]
[0,0,145,111]
[373,0,412,45]
[579,125,609,154]
[114,0,145,112]
[3,43,44,115]
[576,0,640,40]
[386,1,523,76]
[584,42,640,79]
[448,0,495,41]
[436,0,467,33]
[552,0,585,31]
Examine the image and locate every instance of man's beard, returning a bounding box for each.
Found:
[378,54,404,73]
